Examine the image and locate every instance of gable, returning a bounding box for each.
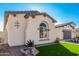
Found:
[4,11,57,30]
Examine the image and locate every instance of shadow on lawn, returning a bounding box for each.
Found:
[37,43,77,56]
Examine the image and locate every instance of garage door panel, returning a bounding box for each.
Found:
[63,31,71,39]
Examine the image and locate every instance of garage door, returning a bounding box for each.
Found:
[63,31,71,39]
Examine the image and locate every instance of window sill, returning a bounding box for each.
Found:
[39,38,49,41]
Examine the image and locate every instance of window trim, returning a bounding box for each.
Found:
[39,21,49,41]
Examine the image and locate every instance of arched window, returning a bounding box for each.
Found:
[39,22,49,39]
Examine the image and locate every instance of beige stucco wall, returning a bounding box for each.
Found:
[56,25,76,40]
[6,14,27,46]
[25,15,56,45]
[6,14,56,46]
[0,30,8,44]
[75,29,79,37]
[56,27,63,40]
[76,32,79,37]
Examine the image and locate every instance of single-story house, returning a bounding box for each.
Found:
[0,10,57,46]
[0,10,77,46]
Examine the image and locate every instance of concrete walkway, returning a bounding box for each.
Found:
[0,44,26,56]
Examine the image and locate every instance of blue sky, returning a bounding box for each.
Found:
[0,3,79,31]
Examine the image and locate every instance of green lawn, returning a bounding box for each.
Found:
[37,41,79,56]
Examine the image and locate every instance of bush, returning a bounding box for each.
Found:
[26,40,34,47]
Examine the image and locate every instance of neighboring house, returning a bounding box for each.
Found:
[1,10,57,46]
[55,22,76,40]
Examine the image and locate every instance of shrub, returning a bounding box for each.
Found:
[26,40,34,47]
